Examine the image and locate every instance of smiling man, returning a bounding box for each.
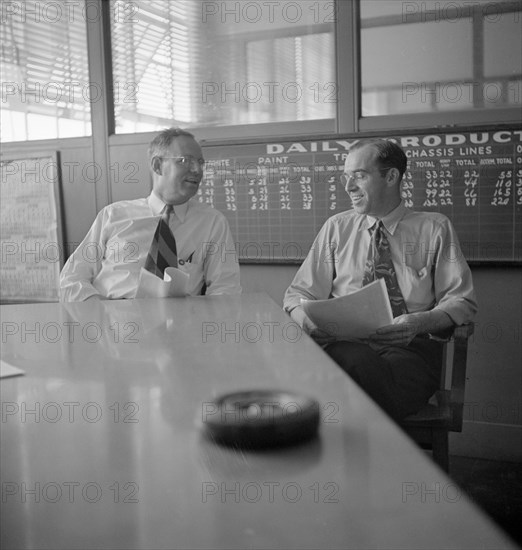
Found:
[284,139,477,422]
[60,128,241,301]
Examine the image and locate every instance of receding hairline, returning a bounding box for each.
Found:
[147,128,200,162]
[348,139,390,156]
[345,141,385,169]
[347,139,407,179]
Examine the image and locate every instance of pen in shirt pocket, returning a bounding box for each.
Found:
[178,251,195,266]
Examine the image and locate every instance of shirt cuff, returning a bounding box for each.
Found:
[432,303,474,327]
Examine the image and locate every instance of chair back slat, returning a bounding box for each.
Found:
[450,323,474,431]
[440,338,453,390]
[401,322,474,472]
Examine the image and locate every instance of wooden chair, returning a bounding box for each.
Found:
[401,323,474,473]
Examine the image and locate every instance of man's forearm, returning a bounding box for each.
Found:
[59,282,103,302]
[409,309,455,335]
[289,305,307,327]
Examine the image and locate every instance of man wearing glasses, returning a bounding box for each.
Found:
[284,139,477,422]
[60,127,241,301]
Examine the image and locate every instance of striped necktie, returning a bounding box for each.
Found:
[362,220,408,318]
[144,204,178,277]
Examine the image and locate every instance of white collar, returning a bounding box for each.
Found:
[148,192,190,222]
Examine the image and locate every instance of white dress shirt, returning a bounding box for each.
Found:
[60,192,241,301]
[284,202,477,326]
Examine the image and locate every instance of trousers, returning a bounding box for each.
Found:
[324,337,443,422]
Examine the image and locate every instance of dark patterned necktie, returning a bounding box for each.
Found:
[362,220,408,318]
[144,205,178,277]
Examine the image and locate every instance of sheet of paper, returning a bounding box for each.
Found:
[135,267,190,298]
[0,360,25,379]
[302,279,394,340]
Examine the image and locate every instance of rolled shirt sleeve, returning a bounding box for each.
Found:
[430,217,477,325]
[59,208,108,302]
[203,213,241,296]
[283,219,337,313]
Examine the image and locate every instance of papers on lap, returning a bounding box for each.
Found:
[301,279,393,340]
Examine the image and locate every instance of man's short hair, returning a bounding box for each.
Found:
[148,127,197,163]
[349,139,408,181]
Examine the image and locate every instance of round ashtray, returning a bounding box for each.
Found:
[202,390,320,449]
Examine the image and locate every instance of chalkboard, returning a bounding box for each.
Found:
[198,127,522,264]
[0,152,64,302]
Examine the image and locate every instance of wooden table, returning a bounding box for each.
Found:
[0,293,516,549]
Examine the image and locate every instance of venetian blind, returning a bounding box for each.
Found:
[1,0,91,141]
[110,0,335,133]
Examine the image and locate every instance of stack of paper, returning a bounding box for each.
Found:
[302,279,393,340]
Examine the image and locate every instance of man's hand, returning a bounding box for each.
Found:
[290,305,337,346]
[368,310,455,348]
[368,314,421,347]
[302,315,337,346]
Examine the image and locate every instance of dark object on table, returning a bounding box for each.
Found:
[203,390,320,449]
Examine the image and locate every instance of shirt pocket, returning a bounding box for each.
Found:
[400,265,435,312]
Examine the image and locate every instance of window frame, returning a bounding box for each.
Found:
[353,0,522,131]
[108,1,339,141]
[3,0,521,147]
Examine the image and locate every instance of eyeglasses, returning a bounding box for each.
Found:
[159,156,205,169]
[340,168,390,186]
